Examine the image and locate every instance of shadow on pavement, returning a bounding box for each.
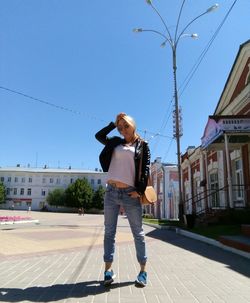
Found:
[0,280,135,302]
[146,228,250,278]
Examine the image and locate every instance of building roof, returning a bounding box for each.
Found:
[0,166,104,174]
[214,39,250,114]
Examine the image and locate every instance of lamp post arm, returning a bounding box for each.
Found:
[176,11,207,46]
[140,29,173,48]
[174,0,187,43]
[150,2,172,43]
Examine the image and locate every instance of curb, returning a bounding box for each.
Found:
[143,223,250,260]
[0,219,39,225]
[176,228,250,260]
[143,222,177,231]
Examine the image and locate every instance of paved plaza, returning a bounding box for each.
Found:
[0,210,250,303]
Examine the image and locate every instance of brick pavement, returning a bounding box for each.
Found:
[0,210,250,303]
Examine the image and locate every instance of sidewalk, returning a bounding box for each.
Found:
[0,210,250,302]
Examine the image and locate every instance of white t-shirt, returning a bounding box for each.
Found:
[106,143,135,187]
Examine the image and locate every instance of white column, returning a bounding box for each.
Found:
[224,133,233,208]
[187,160,192,213]
[200,151,205,211]
[204,150,210,209]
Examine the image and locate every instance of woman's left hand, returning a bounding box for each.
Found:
[128,191,141,199]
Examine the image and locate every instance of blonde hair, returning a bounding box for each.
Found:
[122,115,136,131]
[115,113,136,130]
[115,113,141,139]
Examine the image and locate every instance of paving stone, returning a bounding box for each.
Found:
[0,210,250,302]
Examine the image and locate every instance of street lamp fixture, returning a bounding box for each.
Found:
[206,4,219,13]
[133,28,143,33]
[134,1,218,221]
[160,33,198,48]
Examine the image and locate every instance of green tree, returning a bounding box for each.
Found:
[0,182,6,204]
[46,188,66,207]
[92,186,105,209]
[65,178,93,210]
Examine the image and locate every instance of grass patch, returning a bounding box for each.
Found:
[143,218,181,227]
[188,224,242,240]
[143,218,242,241]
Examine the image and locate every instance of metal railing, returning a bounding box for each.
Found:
[183,184,250,216]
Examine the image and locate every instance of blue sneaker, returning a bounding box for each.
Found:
[135,271,147,287]
[104,270,116,286]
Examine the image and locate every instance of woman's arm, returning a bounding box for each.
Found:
[95,122,116,145]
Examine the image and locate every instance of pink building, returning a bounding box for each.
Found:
[145,157,178,219]
[181,40,250,215]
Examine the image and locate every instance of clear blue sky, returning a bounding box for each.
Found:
[0,0,249,170]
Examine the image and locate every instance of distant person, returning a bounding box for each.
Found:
[95,112,150,287]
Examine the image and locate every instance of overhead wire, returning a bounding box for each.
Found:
[163,138,175,163]
[0,85,172,140]
[0,0,238,160]
[165,0,239,121]
[150,0,238,159]
[0,85,105,122]
[178,0,239,101]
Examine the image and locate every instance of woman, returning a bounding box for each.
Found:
[95,113,150,287]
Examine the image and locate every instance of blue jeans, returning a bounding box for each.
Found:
[103,184,147,265]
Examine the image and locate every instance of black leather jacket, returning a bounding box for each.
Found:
[95,122,151,195]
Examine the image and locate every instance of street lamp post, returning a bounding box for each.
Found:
[134,0,218,220]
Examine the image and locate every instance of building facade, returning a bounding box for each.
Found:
[147,157,179,219]
[0,166,107,211]
[181,40,250,215]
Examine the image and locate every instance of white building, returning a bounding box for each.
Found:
[148,157,179,219]
[0,166,107,211]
